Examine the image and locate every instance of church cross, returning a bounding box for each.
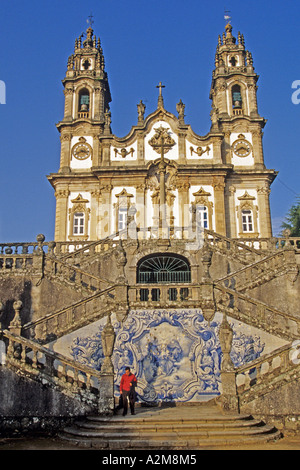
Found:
[156,82,165,108]
[156,81,165,97]
[87,13,94,27]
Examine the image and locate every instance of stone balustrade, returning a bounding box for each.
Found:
[216,250,289,292]
[44,256,112,292]
[214,284,300,341]
[235,342,300,406]
[2,329,113,413]
[129,284,193,306]
[23,285,117,341]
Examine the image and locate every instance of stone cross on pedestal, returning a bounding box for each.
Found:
[156,81,165,108]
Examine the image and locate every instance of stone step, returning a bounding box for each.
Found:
[78,418,265,432]
[58,406,282,449]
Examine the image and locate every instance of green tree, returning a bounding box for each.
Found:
[280,198,300,236]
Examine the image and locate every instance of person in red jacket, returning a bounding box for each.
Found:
[120,367,137,416]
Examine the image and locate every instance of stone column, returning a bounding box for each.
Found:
[54,188,69,241]
[257,185,272,237]
[59,134,72,172]
[252,129,265,169]
[92,134,101,167]
[228,185,237,238]
[63,87,73,121]
[177,181,190,234]
[136,184,146,231]
[98,185,112,238]
[213,177,226,236]
[94,87,101,120]
[90,189,100,240]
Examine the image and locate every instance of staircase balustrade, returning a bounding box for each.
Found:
[44,256,113,293]
[2,329,110,410]
[22,285,117,341]
[214,284,300,341]
[235,342,300,406]
[216,250,289,292]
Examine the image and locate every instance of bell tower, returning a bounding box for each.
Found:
[209,22,266,169]
[209,22,276,239]
[56,24,112,173]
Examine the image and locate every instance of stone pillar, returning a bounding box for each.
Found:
[228,185,237,238]
[98,373,115,415]
[101,314,115,374]
[177,182,190,233]
[136,184,146,231]
[90,189,101,240]
[99,313,117,414]
[213,177,226,236]
[54,188,69,241]
[257,185,272,237]
[219,314,239,412]
[63,87,73,121]
[59,133,72,172]
[92,134,101,167]
[9,301,23,336]
[252,129,265,169]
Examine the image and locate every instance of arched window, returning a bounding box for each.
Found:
[78,88,90,117]
[137,253,191,284]
[232,84,243,115]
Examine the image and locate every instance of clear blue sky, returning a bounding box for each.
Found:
[0,0,299,241]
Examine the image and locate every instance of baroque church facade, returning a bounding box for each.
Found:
[1,22,300,445]
[48,23,275,244]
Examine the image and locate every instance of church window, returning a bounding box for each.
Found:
[73,212,85,235]
[242,210,253,232]
[137,253,191,284]
[196,205,209,229]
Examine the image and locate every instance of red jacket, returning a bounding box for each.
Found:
[120,372,137,393]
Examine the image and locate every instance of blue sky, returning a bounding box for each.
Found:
[0,0,299,241]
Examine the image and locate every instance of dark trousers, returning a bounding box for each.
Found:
[122,390,135,415]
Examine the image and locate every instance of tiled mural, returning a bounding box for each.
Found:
[52,309,288,404]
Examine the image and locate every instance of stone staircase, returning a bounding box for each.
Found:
[58,404,282,449]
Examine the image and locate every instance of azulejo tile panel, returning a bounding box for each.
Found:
[68,309,267,404]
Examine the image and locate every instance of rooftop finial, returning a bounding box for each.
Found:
[156,81,165,108]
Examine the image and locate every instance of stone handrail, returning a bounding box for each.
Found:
[0,252,34,272]
[44,255,114,291]
[216,250,289,292]
[2,329,110,411]
[234,341,300,406]
[204,229,263,257]
[214,283,300,341]
[22,285,118,341]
